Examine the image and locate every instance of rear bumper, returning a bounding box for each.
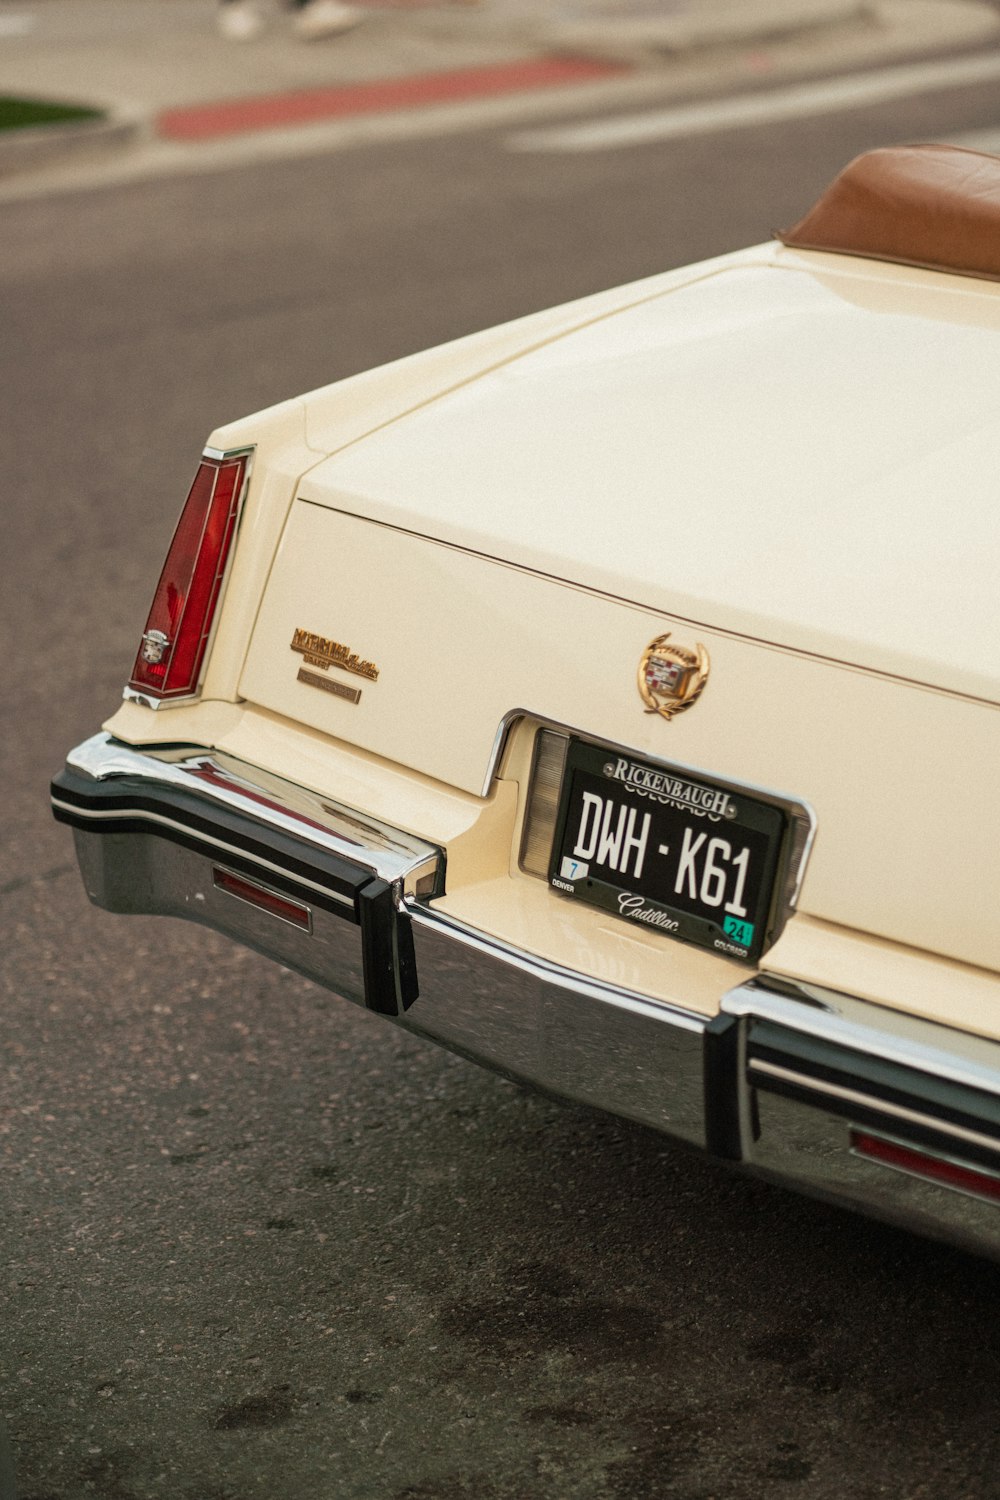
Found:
[53,733,1000,1260]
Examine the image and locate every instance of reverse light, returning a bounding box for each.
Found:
[127,450,250,702]
[520,728,569,877]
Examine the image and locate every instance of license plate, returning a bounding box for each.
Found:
[549,738,788,963]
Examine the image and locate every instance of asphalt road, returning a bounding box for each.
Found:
[5,55,1000,1500]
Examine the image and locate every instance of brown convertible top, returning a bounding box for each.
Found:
[778,144,1000,282]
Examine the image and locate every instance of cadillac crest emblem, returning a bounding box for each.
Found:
[638,633,710,721]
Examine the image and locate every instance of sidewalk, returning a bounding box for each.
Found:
[0,0,997,176]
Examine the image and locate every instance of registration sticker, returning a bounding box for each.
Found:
[723,915,755,946]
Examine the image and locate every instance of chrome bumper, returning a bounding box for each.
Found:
[53,734,1000,1260]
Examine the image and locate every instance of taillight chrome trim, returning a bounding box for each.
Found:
[123,444,255,711]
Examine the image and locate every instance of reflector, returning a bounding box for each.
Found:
[127,452,248,700]
[852,1129,1000,1206]
[212,867,312,931]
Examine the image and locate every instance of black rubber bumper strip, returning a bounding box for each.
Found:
[703,1011,744,1162]
[359,878,419,1017]
[51,765,419,1017]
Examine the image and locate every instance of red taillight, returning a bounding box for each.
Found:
[127,452,249,701]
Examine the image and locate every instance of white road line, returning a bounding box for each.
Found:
[507,50,1000,153]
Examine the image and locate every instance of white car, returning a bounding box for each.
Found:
[53,144,1000,1258]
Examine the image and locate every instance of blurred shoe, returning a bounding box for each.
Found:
[293,0,364,40]
[217,0,266,40]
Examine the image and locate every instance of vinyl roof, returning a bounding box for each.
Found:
[778,144,1000,282]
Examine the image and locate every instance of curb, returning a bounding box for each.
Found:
[1,0,998,181]
[0,109,145,180]
[481,0,869,57]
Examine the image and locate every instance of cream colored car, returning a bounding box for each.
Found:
[53,145,1000,1258]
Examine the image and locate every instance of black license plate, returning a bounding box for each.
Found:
[549,738,787,963]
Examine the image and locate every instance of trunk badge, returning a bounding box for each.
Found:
[638,634,710,720]
[290,628,379,682]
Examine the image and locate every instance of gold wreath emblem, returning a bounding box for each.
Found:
[638,633,710,721]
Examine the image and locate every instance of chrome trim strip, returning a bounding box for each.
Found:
[63,733,441,893]
[50,794,356,910]
[202,444,254,462]
[123,687,163,709]
[482,708,526,794]
[121,444,256,712]
[725,979,1000,1098]
[408,900,707,1031]
[750,1057,1000,1157]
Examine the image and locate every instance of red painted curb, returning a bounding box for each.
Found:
[158,56,626,141]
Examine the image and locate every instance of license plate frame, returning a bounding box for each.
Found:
[548,737,792,964]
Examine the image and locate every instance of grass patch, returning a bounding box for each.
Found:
[0,96,103,132]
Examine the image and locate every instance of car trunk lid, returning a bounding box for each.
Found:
[237,255,999,970]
